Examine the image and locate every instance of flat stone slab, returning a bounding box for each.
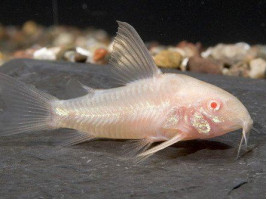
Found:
[0,59,265,198]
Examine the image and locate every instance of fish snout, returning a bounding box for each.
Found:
[224,97,253,134]
[242,114,253,137]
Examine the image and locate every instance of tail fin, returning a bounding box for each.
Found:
[0,73,57,136]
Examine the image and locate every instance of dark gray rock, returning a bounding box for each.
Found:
[0,59,265,198]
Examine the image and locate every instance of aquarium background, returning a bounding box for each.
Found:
[0,0,265,79]
[0,0,265,45]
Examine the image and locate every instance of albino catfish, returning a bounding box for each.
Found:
[0,21,253,159]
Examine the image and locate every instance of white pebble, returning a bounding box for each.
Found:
[249,58,266,79]
[33,47,58,60]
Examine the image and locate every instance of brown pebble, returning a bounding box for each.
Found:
[74,53,87,63]
[93,48,108,62]
[154,50,183,68]
[146,41,160,50]
[223,61,250,77]
[177,41,201,57]
[22,21,38,35]
[13,49,35,58]
[56,45,76,60]
[13,31,25,43]
[187,56,222,74]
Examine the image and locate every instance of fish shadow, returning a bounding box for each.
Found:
[169,140,232,157]
[62,138,233,158]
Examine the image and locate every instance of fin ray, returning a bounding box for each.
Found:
[58,130,96,147]
[121,139,153,157]
[109,21,161,85]
[0,73,57,136]
[137,134,184,160]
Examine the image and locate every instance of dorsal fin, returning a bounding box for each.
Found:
[109,21,161,85]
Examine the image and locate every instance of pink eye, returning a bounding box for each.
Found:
[208,100,220,111]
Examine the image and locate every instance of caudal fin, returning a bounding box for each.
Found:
[0,73,57,136]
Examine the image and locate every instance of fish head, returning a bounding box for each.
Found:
[173,75,253,142]
[196,94,253,138]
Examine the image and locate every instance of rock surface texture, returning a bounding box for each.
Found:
[0,59,265,198]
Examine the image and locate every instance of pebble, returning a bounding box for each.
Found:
[22,21,38,36]
[150,45,166,56]
[249,45,266,59]
[75,36,88,48]
[84,38,98,49]
[76,47,91,57]
[56,45,76,60]
[201,42,252,65]
[0,51,4,65]
[76,47,92,63]
[177,41,201,57]
[146,41,160,50]
[167,47,186,57]
[74,53,88,63]
[53,32,74,46]
[153,50,183,68]
[56,46,93,63]
[222,62,249,77]
[33,47,60,60]
[223,58,266,79]
[93,30,109,43]
[93,48,108,63]
[249,58,266,79]
[13,31,25,44]
[187,56,222,74]
[63,50,76,62]
[13,48,35,59]
[180,57,189,71]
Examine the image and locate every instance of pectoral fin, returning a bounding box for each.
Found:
[137,134,184,160]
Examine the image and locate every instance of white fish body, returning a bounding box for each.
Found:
[0,21,253,158]
[53,78,169,140]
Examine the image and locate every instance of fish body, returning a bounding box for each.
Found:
[52,77,167,140]
[51,73,252,142]
[0,21,253,158]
